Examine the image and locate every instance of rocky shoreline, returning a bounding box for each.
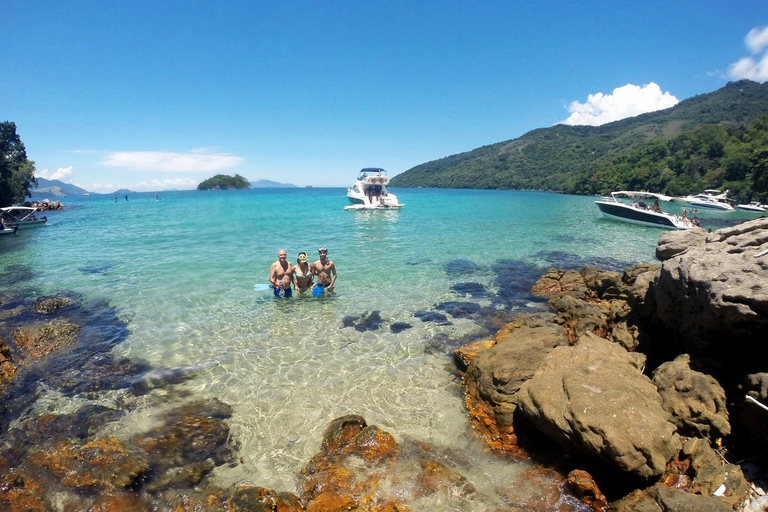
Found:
[1,218,767,511]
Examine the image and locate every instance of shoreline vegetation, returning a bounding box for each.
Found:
[390,80,768,207]
[2,218,767,511]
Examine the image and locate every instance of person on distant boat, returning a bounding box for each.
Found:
[292,252,314,294]
[651,199,662,213]
[269,249,294,298]
[681,208,692,227]
[311,247,337,295]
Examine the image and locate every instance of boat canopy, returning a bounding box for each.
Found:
[359,168,387,175]
[609,191,674,202]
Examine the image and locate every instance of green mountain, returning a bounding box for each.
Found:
[390,80,768,194]
[31,177,93,197]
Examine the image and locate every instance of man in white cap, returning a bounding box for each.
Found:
[311,247,337,294]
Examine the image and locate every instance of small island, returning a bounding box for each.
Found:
[197,174,251,190]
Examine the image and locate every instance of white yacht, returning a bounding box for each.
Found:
[595,191,694,230]
[345,168,404,210]
[736,201,766,213]
[676,190,735,211]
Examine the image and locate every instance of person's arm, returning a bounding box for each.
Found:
[329,263,337,287]
[269,264,278,287]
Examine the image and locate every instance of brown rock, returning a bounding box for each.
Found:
[416,459,475,499]
[652,354,730,439]
[344,425,399,463]
[452,338,495,371]
[13,318,82,359]
[517,333,679,479]
[567,469,608,512]
[322,415,368,455]
[31,437,147,489]
[463,322,569,455]
[0,470,48,512]
[305,491,357,512]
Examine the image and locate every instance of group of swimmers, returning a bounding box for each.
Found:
[269,247,337,298]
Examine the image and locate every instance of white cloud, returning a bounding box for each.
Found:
[745,26,768,54]
[560,83,679,126]
[102,150,243,172]
[35,166,74,182]
[87,177,200,193]
[728,26,768,82]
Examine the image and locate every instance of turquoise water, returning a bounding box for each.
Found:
[0,188,754,507]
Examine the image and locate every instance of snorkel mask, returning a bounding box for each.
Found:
[298,253,308,263]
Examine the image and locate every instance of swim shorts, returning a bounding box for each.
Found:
[274,286,293,298]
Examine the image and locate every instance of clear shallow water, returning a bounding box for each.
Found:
[1,188,755,506]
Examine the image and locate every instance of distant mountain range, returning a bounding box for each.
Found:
[250,179,298,188]
[31,177,92,197]
[29,177,298,198]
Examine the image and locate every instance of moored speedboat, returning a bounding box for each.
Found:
[676,189,735,211]
[0,206,48,229]
[595,191,695,230]
[736,201,766,213]
[345,168,404,210]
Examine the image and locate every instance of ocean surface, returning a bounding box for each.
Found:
[0,187,756,509]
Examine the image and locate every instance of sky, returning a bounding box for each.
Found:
[2,1,768,192]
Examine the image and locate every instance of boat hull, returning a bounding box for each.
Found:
[595,201,688,230]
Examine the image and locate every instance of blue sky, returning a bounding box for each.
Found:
[3,1,768,192]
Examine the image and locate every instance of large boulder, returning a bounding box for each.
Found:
[463,317,570,454]
[653,218,768,356]
[517,333,681,479]
[652,354,730,439]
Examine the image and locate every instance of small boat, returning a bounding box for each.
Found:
[595,191,694,230]
[345,168,404,210]
[675,190,735,211]
[0,206,48,229]
[736,201,766,213]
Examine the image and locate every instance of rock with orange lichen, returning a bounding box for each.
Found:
[13,318,82,360]
[227,486,302,512]
[566,469,608,512]
[304,491,358,512]
[497,465,587,512]
[0,470,48,512]
[89,490,148,512]
[322,415,369,455]
[416,459,475,499]
[0,335,17,389]
[30,437,147,489]
[343,425,399,463]
[462,320,569,456]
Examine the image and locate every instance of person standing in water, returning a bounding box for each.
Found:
[269,249,294,298]
[311,247,337,294]
[292,252,314,294]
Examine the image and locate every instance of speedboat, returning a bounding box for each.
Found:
[595,191,694,230]
[345,168,404,210]
[0,206,48,229]
[676,190,735,211]
[736,201,766,213]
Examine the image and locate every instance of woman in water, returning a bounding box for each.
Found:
[292,252,314,294]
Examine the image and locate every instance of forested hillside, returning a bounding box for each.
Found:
[390,80,768,203]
